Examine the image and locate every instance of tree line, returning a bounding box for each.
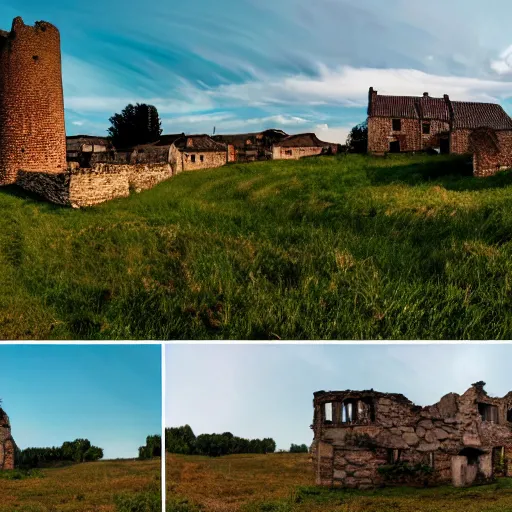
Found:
[17,439,103,468]
[138,434,162,459]
[165,425,276,457]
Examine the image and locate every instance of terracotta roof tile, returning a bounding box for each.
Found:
[274,133,334,148]
[451,102,512,130]
[175,134,227,152]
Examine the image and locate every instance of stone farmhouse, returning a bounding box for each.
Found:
[272,133,340,160]
[0,407,15,470]
[213,129,288,162]
[367,87,512,177]
[311,382,512,489]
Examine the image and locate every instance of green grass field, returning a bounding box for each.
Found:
[166,452,512,512]
[0,458,160,512]
[4,153,512,339]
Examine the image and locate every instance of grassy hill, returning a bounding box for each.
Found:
[4,153,512,339]
[0,458,160,512]
[166,452,512,512]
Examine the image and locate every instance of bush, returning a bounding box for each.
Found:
[114,490,161,512]
[139,435,161,460]
[166,497,202,512]
[0,468,44,480]
[289,444,308,453]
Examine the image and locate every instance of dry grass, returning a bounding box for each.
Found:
[166,453,512,512]
[0,458,160,512]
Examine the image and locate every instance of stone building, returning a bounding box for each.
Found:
[0,17,67,185]
[367,87,512,156]
[213,129,288,162]
[311,382,512,489]
[169,134,233,173]
[272,133,339,160]
[66,135,111,166]
[0,407,16,470]
[469,128,512,178]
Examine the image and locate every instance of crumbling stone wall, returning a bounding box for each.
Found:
[0,408,15,470]
[311,383,512,489]
[0,17,66,185]
[450,129,472,154]
[17,162,172,208]
[469,129,512,177]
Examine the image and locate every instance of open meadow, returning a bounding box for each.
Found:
[4,153,512,339]
[166,452,512,512]
[0,458,160,512]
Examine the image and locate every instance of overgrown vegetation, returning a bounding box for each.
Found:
[166,426,276,457]
[0,468,44,480]
[114,489,161,512]
[166,452,512,512]
[17,438,103,468]
[6,153,512,339]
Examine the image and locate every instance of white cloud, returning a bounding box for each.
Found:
[71,121,84,126]
[314,124,351,144]
[491,45,512,75]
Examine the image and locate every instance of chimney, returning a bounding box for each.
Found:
[368,87,377,116]
[423,92,429,97]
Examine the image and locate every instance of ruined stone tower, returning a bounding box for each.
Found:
[0,407,15,470]
[0,17,66,185]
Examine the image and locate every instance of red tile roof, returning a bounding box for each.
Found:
[451,102,512,130]
[174,134,227,152]
[368,88,512,131]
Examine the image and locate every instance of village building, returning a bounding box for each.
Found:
[367,87,512,157]
[0,407,15,470]
[213,129,288,162]
[66,135,111,166]
[169,134,234,173]
[311,382,512,489]
[272,133,340,160]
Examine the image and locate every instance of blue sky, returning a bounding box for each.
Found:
[4,0,512,142]
[0,345,161,459]
[166,344,512,450]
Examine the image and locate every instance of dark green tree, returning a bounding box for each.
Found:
[107,103,162,149]
[289,443,309,453]
[346,120,368,154]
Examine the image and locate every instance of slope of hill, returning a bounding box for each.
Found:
[0,458,160,511]
[166,452,512,512]
[3,153,512,339]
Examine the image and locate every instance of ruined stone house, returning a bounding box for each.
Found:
[66,135,111,166]
[0,407,16,470]
[213,129,288,162]
[272,133,340,160]
[311,382,512,489]
[367,87,512,157]
[169,134,233,173]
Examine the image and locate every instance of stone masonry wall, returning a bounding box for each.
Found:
[450,129,472,154]
[272,146,326,160]
[368,117,421,154]
[0,17,66,185]
[471,131,512,178]
[17,163,172,208]
[0,408,15,470]
[312,384,512,489]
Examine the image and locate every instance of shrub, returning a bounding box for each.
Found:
[114,490,161,512]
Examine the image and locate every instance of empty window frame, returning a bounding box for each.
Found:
[285,150,293,156]
[200,155,204,162]
[478,403,499,423]
[422,122,431,135]
[387,449,401,464]
[191,154,196,163]
[392,119,402,131]
[324,402,333,423]
[508,409,512,423]
[340,400,357,423]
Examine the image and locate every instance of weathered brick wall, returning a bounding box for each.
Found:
[312,385,512,489]
[471,130,512,178]
[17,163,172,208]
[450,129,472,154]
[272,146,326,160]
[368,117,421,153]
[227,144,236,163]
[0,17,66,185]
[0,409,15,470]
[421,120,450,149]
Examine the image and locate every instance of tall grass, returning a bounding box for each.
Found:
[3,153,512,339]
